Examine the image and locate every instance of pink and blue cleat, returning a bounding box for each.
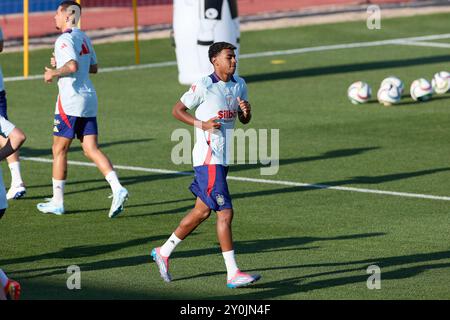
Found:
[151,247,172,282]
[227,270,261,288]
[4,279,21,300]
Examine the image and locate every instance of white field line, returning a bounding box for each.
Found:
[5,33,450,83]
[395,40,450,49]
[21,156,450,202]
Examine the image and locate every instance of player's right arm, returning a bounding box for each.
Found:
[172,101,220,131]
[174,79,220,131]
[45,60,78,83]
[45,35,78,83]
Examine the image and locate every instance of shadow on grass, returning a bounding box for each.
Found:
[20,138,154,158]
[0,235,167,267]
[124,166,450,219]
[5,233,383,283]
[243,55,450,83]
[229,146,380,173]
[366,93,450,106]
[209,250,450,299]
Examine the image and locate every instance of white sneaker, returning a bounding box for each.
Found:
[6,184,26,200]
[108,187,128,218]
[37,198,65,215]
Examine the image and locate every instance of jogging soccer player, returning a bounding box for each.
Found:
[0,116,26,300]
[0,27,27,200]
[151,42,261,288]
[37,1,128,218]
[0,115,26,219]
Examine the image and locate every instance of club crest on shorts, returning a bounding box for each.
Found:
[216,194,225,206]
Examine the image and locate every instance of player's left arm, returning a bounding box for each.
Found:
[89,64,98,74]
[238,97,252,124]
[88,38,98,74]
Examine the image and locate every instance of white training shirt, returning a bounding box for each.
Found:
[54,27,98,117]
[0,115,16,209]
[0,27,4,92]
[180,73,248,167]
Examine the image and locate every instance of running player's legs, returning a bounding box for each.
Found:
[37,115,74,214]
[174,197,212,240]
[52,135,72,180]
[75,117,113,175]
[76,117,128,218]
[52,113,76,179]
[0,90,24,200]
[80,134,114,176]
[216,208,234,252]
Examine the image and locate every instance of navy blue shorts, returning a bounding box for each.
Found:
[53,114,98,139]
[0,90,8,119]
[189,164,233,211]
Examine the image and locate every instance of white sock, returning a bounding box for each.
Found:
[8,162,24,187]
[222,250,239,280]
[160,233,182,257]
[105,171,123,194]
[52,178,65,204]
[0,269,8,288]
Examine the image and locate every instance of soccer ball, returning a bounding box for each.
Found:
[347,81,371,104]
[381,76,404,96]
[377,82,401,106]
[410,78,433,102]
[431,71,450,95]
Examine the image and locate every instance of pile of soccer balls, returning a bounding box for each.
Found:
[347,71,450,106]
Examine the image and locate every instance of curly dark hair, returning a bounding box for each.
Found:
[208,42,237,63]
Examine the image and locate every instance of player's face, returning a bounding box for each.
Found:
[214,49,237,75]
[54,6,68,31]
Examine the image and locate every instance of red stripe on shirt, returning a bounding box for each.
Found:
[203,132,213,165]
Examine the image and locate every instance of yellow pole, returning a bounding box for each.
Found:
[23,0,29,78]
[132,0,140,64]
[76,0,81,28]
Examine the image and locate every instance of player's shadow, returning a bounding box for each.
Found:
[0,235,167,267]
[243,54,450,83]
[64,198,193,215]
[229,146,380,173]
[226,166,450,200]
[208,250,450,299]
[20,138,154,158]
[6,232,383,281]
[119,166,450,218]
[170,232,386,263]
[366,93,450,106]
[23,172,191,201]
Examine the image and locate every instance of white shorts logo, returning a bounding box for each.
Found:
[216,194,225,206]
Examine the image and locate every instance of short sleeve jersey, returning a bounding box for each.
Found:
[180,73,248,167]
[54,28,98,117]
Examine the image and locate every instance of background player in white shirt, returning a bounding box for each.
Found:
[0,116,25,300]
[37,1,128,218]
[151,42,261,288]
[0,27,27,200]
